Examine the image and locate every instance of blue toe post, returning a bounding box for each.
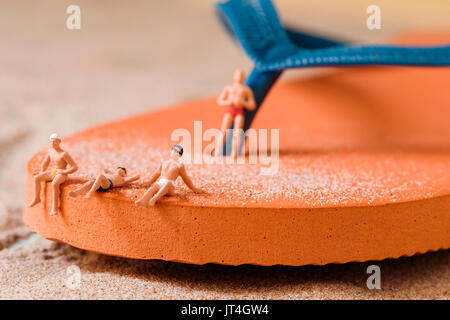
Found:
[215,0,450,155]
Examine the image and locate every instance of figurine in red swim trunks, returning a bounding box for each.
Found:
[217,69,256,157]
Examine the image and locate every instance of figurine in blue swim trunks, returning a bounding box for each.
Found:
[69,167,140,199]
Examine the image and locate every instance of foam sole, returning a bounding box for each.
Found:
[24,33,450,266]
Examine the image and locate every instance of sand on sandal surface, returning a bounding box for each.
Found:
[0,0,449,299]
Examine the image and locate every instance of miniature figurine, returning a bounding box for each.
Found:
[135,145,202,206]
[217,69,256,157]
[28,133,78,215]
[68,167,140,199]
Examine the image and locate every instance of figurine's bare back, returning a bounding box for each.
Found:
[135,145,201,207]
[160,158,183,181]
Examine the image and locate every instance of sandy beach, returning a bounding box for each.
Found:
[0,0,449,299]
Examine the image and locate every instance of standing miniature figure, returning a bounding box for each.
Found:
[28,133,78,215]
[135,145,202,206]
[217,69,256,157]
[68,167,140,199]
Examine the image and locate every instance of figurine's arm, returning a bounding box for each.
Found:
[241,88,256,111]
[179,164,202,193]
[147,162,162,186]
[40,153,50,173]
[124,174,140,185]
[60,153,78,175]
[217,87,230,106]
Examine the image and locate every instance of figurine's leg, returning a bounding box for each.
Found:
[28,171,52,207]
[68,181,94,197]
[50,174,66,216]
[216,113,234,156]
[231,113,245,158]
[135,184,159,206]
[167,184,176,196]
[148,182,171,206]
[85,174,109,199]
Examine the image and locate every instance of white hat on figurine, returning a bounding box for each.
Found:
[49,133,61,141]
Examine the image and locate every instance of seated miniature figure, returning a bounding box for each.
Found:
[217,69,256,157]
[28,133,78,215]
[135,145,202,206]
[69,167,140,199]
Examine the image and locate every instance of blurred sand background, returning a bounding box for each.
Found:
[0,0,449,299]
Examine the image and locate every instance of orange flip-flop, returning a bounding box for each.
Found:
[23,30,450,265]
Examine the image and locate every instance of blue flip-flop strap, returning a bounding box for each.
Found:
[217,0,450,67]
[215,0,450,153]
[285,28,346,49]
[256,45,450,71]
